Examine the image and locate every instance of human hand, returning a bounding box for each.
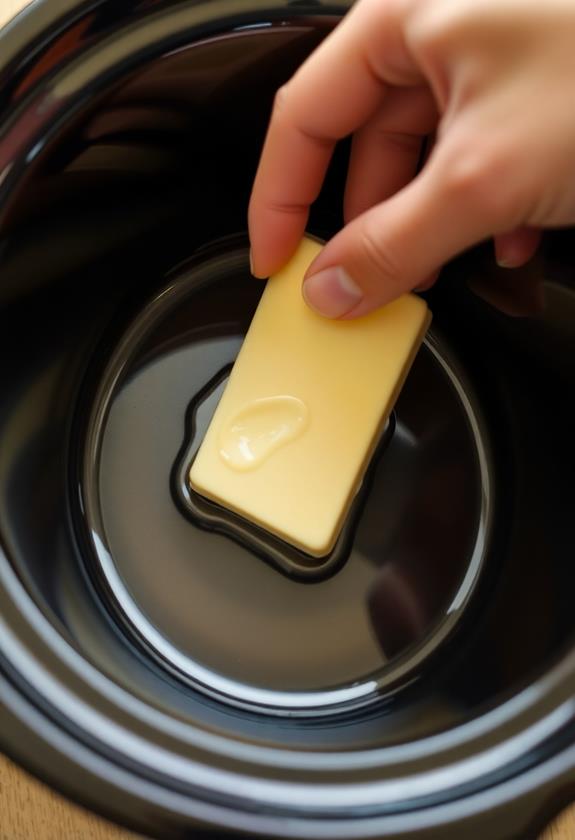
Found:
[248,0,575,318]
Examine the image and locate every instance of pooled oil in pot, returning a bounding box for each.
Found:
[79,241,492,717]
[172,364,396,582]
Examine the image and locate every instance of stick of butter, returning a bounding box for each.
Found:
[189,236,431,557]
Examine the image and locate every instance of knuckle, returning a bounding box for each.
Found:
[264,197,309,216]
[272,83,333,148]
[272,84,289,116]
[362,0,403,20]
[359,220,404,290]
[445,146,490,196]
[379,129,422,154]
[409,0,469,49]
[443,140,527,227]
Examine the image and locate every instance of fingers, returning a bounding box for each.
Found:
[248,93,336,279]
[468,226,544,317]
[301,142,512,318]
[468,263,545,317]
[344,86,438,222]
[494,226,542,268]
[248,0,423,278]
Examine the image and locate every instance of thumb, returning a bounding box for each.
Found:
[302,145,512,318]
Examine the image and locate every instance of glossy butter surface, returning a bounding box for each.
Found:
[190,237,431,556]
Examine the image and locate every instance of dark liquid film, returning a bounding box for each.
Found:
[1,13,573,743]
[84,244,487,711]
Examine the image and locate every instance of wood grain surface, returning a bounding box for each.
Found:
[0,0,574,837]
[1,0,29,27]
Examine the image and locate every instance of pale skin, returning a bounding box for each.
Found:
[248,0,575,318]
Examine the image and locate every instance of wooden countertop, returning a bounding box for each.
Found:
[1,751,574,840]
[0,1,574,838]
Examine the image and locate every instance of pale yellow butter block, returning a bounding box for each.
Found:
[190,236,431,557]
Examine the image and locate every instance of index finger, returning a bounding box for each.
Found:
[248,0,421,278]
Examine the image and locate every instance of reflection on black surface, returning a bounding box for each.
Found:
[366,419,478,659]
[80,245,485,710]
[0,20,574,747]
[1,25,330,307]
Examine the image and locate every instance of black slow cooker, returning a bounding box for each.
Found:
[1,2,574,838]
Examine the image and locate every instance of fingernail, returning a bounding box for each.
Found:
[249,248,268,280]
[413,270,440,292]
[303,266,363,318]
[495,245,522,269]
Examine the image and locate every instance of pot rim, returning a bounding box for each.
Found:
[1,1,574,838]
